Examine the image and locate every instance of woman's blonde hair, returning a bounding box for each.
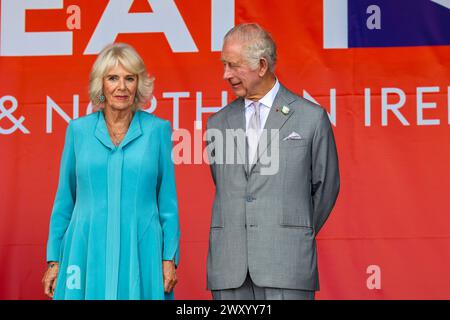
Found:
[89,43,154,110]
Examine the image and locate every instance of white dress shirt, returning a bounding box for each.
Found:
[244,79,280,131]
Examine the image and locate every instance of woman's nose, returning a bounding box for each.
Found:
[118,78,126,90]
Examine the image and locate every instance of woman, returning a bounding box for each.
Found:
[41,43,180,300]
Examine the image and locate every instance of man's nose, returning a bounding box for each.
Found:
[223,65,232,80]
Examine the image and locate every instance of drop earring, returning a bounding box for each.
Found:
[98,94,105,103]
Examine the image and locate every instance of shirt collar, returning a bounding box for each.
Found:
[244,78,280,109]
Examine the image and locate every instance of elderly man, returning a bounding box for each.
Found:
[205,23,340,300]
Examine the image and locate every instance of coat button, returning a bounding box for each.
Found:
[246,195,254,202]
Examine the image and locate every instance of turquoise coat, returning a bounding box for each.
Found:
[46,110,180,300]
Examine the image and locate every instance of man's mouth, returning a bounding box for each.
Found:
[230,81,241,88]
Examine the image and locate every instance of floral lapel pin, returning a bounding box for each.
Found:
[280,105,290,115]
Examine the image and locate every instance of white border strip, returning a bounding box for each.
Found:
[323,0,348,49]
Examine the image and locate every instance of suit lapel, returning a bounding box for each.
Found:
[226,98,245,131]
[225,99,248,176]
[224,85,298,176]
[253,84,296,171]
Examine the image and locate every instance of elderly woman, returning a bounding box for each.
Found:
[41,43,180,300]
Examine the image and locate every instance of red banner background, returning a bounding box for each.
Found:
[1,0,449,299]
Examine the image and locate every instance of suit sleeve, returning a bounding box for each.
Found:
[46,121,76,262]
[205,118,217,186]
[311,109,340,234]
[157,121,181,265]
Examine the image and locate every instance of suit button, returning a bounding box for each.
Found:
[246,195,253,202]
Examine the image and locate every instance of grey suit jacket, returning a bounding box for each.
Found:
[206,84,340,291]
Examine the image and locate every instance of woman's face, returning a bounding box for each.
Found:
[103,64,138,111]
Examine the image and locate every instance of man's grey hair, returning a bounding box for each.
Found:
[224,23,277,72]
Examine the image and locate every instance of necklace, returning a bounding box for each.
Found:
[103,111,132,146]
[106,121,129,146]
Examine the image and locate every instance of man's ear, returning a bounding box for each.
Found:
[258,58,269,77]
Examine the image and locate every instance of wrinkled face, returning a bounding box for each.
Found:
[103,64,138,111]
[221,38,262,100]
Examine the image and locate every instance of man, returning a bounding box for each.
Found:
[206,23,340,300]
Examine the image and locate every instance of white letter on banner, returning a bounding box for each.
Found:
[84,0,198,54]
[381,88,409,126]
[46,96,79,133]
[417,87,440,126]
[163,92,190,130]
[365,88,371,127]
[303,89,337,126]
[141,97,158,114]
[211,0,235,51]
[448,86,450,125]
[196,91,227,129]
[0,0,72,56]
[0,96,30,134]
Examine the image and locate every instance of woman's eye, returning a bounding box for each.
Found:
[126,77,136,82]
[108,76,117,81]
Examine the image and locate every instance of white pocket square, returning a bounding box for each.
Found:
[282,132,302,141]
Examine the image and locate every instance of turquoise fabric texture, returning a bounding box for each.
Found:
[46,110,180,300]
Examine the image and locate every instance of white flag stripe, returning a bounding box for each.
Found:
[323,0,348,49]
[430,0,450,10]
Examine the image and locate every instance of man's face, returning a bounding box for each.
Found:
[221,38,262,100]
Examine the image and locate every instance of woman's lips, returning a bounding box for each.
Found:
[114,96,129,100]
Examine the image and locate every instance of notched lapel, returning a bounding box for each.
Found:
[120,111,142,149]
[254,85,296,167]
[225,99,248,176]
[226,99,246,132]
[95,111,115,150]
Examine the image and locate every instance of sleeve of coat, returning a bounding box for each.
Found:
[46,121,77,262]
[205,118,217,186]
[311,108,340,234]
[157,121,181,266]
